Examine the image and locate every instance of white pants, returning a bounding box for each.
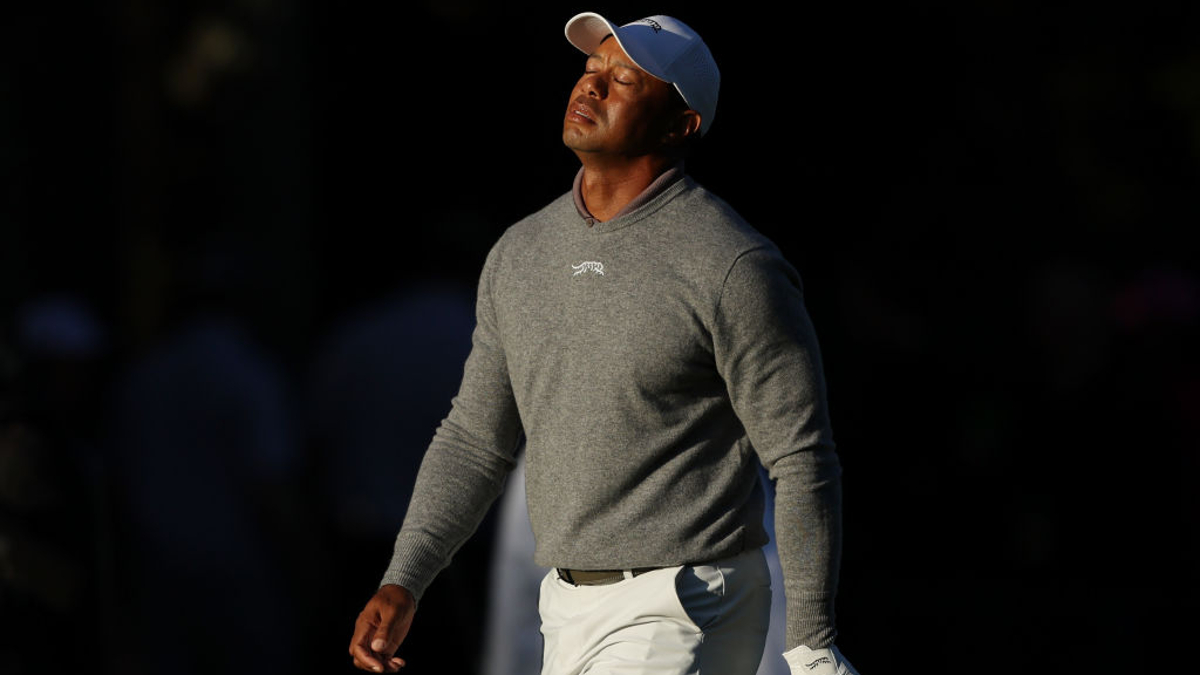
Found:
[538,547,772,675]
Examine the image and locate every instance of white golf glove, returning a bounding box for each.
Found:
[782,644,860,675]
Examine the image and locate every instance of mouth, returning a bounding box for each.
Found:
[566,98,597,124]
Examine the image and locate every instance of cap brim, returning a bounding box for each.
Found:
[564,12,620,56]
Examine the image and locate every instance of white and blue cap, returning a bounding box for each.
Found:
[565,12,720,136]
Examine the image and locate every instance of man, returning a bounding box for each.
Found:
[349,12,859,675]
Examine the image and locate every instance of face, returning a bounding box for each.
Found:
[562,36,679,158]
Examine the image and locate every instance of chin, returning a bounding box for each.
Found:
[562,129,593,153]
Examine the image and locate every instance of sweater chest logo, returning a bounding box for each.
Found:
[571,261,605,276]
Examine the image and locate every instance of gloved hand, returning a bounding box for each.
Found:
[782,644,860,675]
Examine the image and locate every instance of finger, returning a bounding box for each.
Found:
[350,612,379,655]
[351,613,389,672]
[352,649,404,673]
[370,605,396,655]
[370,605,412,657]
[350,643,385,672]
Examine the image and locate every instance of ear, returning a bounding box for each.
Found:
[663,109,702,147]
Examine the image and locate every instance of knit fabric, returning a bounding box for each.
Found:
[383,173,842,649]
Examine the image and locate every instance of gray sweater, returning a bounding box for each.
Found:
[383,170,843,649]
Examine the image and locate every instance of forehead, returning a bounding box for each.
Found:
[590,35,649,74]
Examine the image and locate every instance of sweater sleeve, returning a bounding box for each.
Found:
[712,247,843,650]
[380,243,524,601]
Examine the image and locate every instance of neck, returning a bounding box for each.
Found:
[576,152,677,222]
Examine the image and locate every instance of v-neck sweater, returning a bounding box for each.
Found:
[383,171,843,649]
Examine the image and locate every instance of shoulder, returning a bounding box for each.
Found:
[480,190,575,273]
[659,178,786,271]
[499,191,576,247]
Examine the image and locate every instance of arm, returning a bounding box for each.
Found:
[350,245,524,671]
[712,247,843,651]
[381,243,524,599]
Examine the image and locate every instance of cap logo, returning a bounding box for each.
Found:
[636,18,663,33]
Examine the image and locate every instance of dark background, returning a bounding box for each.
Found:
[2,1,1197,673]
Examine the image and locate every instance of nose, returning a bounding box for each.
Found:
[580,72,606,99]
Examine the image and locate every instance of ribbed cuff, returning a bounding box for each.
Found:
[379,532,449,602]
[786,593,837,650]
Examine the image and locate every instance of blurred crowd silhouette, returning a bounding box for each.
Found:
[3,2,1197,674]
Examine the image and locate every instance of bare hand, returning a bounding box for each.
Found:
[349,584,416,672]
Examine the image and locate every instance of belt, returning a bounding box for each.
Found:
[556,566,661,586]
